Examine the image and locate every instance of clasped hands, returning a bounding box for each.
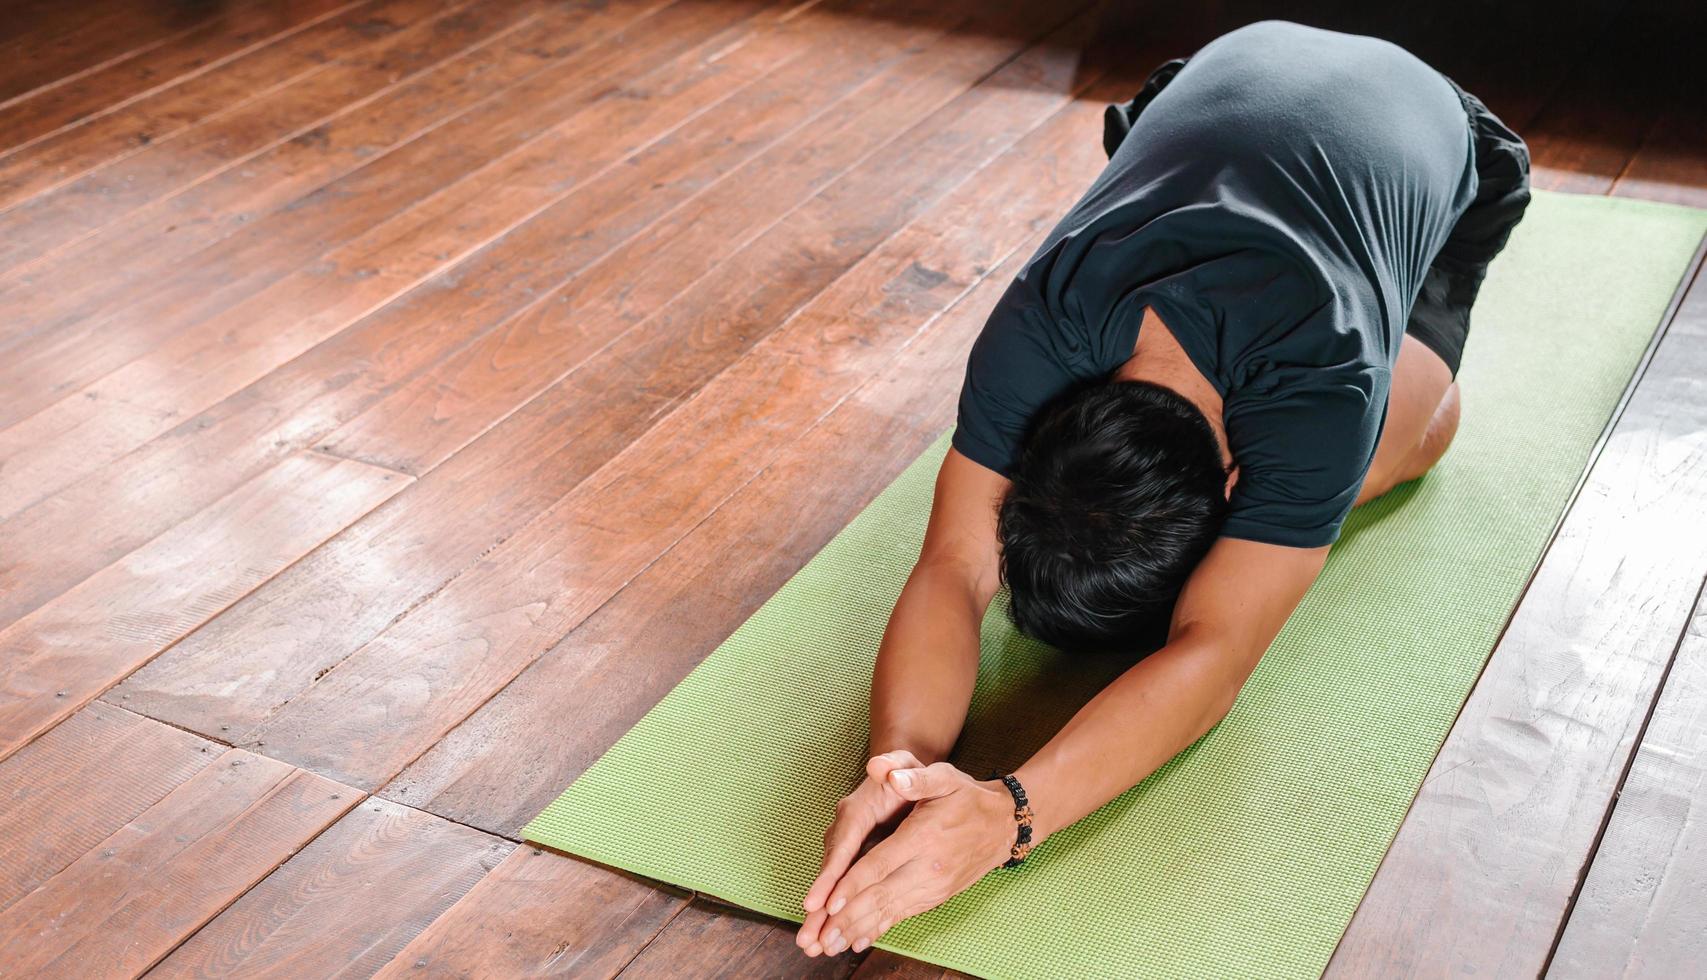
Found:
[794,750,1018,957]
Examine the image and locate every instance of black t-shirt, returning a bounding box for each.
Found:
[953,21,1478,547]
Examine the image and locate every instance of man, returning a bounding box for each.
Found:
[796,21,1530,957]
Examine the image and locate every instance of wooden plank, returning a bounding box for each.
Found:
[1547,591,1707,977]
[371,846,685,978]
[102,0,1074,740]
[1326,252,1707,975]
[0,451,408,761]
[0,0,542,289]
[384,223,1040,833]
[0,0,729,428]
[0,749,356,977]
[851,951,969,979]
[319,0,1006,476]
[1521,0,1672,195]
[0,0,822,521]
[0,0,215,106]
[1609,1,1707,212]
[232,36,1109,791]
[1613,106,1707,209]
[619,898,863,979]
[152,797,513,979]
[0,701,215,911]
[0,0,361,155]
[0,0,455,211]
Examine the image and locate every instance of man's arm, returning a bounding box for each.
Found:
[869,446,1008,763]
[1012,536,1326,838]
[800,534,1328,956]
[796,447,1006,952]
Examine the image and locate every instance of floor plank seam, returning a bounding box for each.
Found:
[138,782,373,976]
[0,0,509,244]
[329,0,1049,475]
[0,18,204,116]
[0,0,370,162]
[207,0,1100,746]
[608,895,700,976]
[1539,572,1707,976]
[346,22,1108,814]
[0,0,711,480]
[1394,235,1707,784]
[307,444,419,478]
[103,699,235,751]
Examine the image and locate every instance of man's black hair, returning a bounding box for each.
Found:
[998,379,1230,653]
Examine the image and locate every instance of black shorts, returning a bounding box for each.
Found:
[1405,77,1532,376]
[1103,62,1532,378]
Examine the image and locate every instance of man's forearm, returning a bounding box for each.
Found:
[1013,626,1253,839]
[867,560,989,764]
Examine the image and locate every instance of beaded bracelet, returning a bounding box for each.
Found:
[998,774,1035,868]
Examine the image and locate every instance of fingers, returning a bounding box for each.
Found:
[803,796,872,915]
[823,821,918,922]
[824,857,934,954]
[803,753,918,916]
[865,749,921,784]
[886,761,967,802]
[795,908,830,956]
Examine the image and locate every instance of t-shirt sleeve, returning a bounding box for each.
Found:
[1220,366,1389,548]
[952,279,1086,477]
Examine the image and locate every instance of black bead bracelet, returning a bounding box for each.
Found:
[998,773,1035,868]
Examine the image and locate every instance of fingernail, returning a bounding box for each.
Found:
[853,937,871,953]
[829,897,845,915]
[807,943,822,957]
[891,769,913,790]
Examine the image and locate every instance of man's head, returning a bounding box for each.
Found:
[998,380,1230,653]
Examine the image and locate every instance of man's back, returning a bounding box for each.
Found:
[954,21,1481,547]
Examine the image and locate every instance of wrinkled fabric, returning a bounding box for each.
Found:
[953,21,1530,547]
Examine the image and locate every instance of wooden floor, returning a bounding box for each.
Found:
[1,0,1703,976]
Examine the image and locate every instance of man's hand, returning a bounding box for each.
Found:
[796,751,922,955]
[798,760,1014,957]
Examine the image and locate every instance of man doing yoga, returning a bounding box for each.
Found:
[796,21,1531,957]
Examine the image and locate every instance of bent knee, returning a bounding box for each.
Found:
[1402,382,1461,480]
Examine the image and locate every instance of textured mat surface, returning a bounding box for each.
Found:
[527,192,1707,979]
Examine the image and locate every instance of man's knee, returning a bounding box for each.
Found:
[1401,382,1461,481]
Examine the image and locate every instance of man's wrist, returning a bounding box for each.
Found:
[1009,763,1057,841]
[867,734,945,766]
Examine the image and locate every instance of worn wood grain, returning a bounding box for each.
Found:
[1547,592,1707,978]
[0,0,213,106]
[0,749,356,977]
[0,0,360,156]
[240,45,1108,791]
[0,451,407,762]
[0,1,602,403]
[0,0,452,212]
[384,223,1040,833]
[0,0,518,273]
[107,0,1074,743]
[152,797,512,979]
[1327,250,1707,976]
[371,846,685,978]
[619,898,863,978]
[851,950,971,979]
[0,701,215,911]
[321,0,995,474]
[0,0,750,423]
[0,0,796,520]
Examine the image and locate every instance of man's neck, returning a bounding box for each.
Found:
[1113,307,1236,473]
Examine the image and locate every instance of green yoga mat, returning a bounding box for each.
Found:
[527,192,1707,979]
